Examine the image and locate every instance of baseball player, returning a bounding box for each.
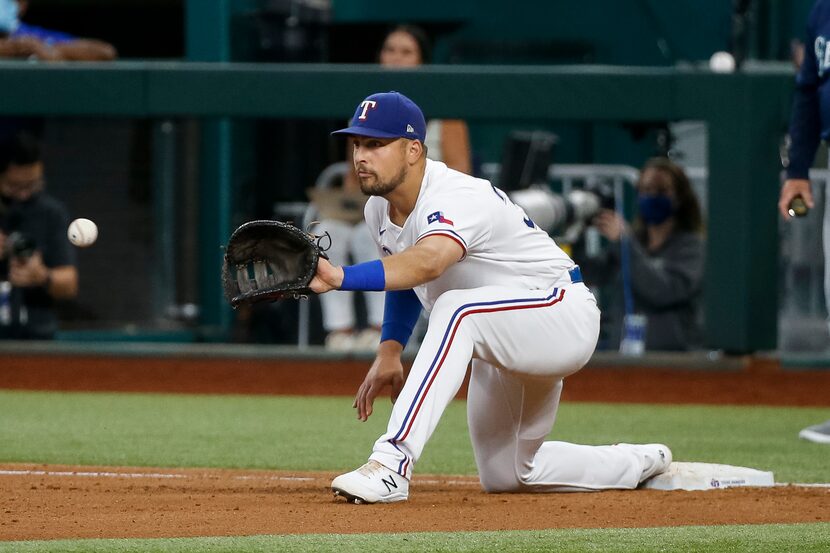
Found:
[310,91,672,503]
[778,0,830,444]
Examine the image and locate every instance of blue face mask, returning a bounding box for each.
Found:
[638,194,674,225]
[0,0,20,35]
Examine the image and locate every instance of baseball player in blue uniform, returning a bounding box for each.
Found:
[310,91,673,503]
[779,0,830,445]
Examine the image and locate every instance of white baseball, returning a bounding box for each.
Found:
[709,51,736,73]
[68,218,98,247]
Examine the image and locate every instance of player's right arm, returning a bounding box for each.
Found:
[381,235,463,288]
[310,235,463,293]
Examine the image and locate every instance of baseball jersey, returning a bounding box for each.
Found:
[363,159,573,311]
[787,0,830,179]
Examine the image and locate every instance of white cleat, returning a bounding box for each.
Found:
[617,443,673,483]
[798,420,830,444]
[332,460,409,504]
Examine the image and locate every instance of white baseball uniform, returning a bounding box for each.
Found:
[363,160,653,491]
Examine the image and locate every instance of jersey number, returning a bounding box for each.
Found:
[491,183,535,228]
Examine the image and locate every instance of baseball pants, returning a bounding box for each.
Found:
[369,281,650,491]
[824,182,830,335]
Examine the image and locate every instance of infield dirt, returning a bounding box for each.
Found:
[1,354,829,540]
[1,464,829,541]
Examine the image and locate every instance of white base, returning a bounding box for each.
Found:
[640,462,774,491]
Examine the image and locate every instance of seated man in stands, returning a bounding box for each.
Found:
[0,0,117,61]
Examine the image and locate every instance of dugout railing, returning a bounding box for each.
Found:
[0,61,794,353]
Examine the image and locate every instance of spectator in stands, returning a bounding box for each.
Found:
[778,0,830,445]
[313,24,472,352]
[0,131,78,339]
[0,0,117,61]
[577,157,704,351]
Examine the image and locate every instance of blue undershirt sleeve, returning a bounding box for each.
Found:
[380,289,423,347]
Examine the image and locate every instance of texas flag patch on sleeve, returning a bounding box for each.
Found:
[427,211,454,226]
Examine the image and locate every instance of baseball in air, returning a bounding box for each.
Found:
[68,218,98,247]
[709,51,736,73]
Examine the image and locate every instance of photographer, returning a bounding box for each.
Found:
[576,158,705,351]
[0,131,77,339]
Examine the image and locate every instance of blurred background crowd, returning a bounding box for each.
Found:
[0,0,824,360]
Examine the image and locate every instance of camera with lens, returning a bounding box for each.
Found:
[509,183,615,242]
[497,129,616,242]
[3,231,37,261]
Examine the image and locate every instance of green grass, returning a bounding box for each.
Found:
[0,390,392,471]
[3,523,830,553]
[0,390,829,482]
[1,390,829,550]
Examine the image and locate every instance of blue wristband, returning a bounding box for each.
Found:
[341,260,386,291]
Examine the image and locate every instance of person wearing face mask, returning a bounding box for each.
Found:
[0,0,116,61]
[576,157,705,351]
[0,131,77,339]
[311,24,472,352]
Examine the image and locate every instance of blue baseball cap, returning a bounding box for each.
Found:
[332,91,426,142]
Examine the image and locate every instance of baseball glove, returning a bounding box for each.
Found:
[221,220,328,307]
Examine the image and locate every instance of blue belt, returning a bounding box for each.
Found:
[568,265,583,284]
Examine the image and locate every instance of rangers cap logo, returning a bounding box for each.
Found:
[332,91,427,142]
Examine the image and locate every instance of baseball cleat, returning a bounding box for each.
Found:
[799,419,830,444]
[331,460,409,504]
[616,443,673,483]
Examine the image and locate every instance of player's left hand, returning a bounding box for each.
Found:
[353,342,405,422]
[9,252,49,288]
[309,256,344,294]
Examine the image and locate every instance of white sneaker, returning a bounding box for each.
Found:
[351,328,381,352]
[324,331,355,352]
[617,443,673,483]
[799,419,830,444]
[331,460,409,504]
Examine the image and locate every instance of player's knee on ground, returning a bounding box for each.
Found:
[477,464,527,493]
[476,450,533,493]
